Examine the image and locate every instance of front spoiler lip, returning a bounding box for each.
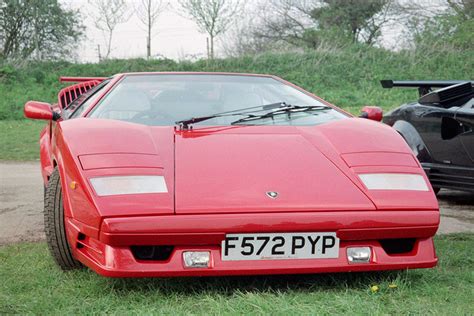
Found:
[73,239,438,278]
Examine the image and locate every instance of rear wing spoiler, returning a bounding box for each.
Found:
[381,80,474,97]
[381,80,473,106]
[60,76,108,83]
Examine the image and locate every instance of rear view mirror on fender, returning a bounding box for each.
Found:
[359,106,383,122]
[24,101,59,121]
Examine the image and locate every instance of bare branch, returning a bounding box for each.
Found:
[177,0,243,59]
[135,0,168,58]
[89,0,132,59]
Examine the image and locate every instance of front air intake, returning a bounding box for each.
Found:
[379,238,417,255]
[130,246,174,261]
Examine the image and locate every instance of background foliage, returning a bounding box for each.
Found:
[0,0,83,60]
[0,44,472,121]
[0,0,472,160]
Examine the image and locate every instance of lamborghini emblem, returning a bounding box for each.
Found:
[266,191,279,199]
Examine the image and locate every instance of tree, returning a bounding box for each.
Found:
[222,21,281,57]
[447,0,474,20]
[253,0,395,48]
[252,0,318,48]
[177,0,242,59]
[90,0,131,59]
[400,0,473,51]
[444,0,474,49]
[0,0,83,60]
[135,0,168,59]
[310,0,393,45]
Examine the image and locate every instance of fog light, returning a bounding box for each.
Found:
[347,247,371,263]
[183,251,210,268]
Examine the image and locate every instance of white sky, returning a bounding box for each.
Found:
[63,0,447,63]
[65,0,213,62]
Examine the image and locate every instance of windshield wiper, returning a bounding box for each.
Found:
[230,104,328,125]
[176,102,291,129]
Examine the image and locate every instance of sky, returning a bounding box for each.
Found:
[63,0,447,63]
[65,0,213,62]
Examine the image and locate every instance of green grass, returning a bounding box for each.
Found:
[1,234,473,314]
[0,120,45,161]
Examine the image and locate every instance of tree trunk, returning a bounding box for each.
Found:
[210,34,214,59]
[34,5,41,60]
[106,30,113,59]
[147,36,151,59]
[147,0,151,59]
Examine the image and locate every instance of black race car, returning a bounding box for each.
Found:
[382,80,474,193]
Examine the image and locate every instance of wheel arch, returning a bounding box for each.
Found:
[392,120,433,163]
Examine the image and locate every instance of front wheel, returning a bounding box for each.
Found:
[44,168,82,270]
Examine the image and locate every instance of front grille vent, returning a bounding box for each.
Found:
[380,238,416,255]
[130,246,174,261]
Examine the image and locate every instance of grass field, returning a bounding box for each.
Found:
[0,234,472,314]
[0,120,44,161]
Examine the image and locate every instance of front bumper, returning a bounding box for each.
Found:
[66,210,439,277]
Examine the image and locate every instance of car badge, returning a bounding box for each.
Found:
[266,191,279,199]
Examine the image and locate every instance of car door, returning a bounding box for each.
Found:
[408,104,471,167]
[455,98,474,165]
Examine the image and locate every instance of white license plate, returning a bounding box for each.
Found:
[221,232,339,261]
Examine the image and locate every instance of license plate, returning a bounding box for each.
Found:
[221,232,339,261]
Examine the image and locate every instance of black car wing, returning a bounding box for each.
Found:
[381,80,474,96]
[381,80,473,107]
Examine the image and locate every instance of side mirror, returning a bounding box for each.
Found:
[24,101,59,121]
[359,106,383,122]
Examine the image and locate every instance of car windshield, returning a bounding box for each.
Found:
[88,74,347,126]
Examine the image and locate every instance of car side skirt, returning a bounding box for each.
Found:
[423,163,474,192]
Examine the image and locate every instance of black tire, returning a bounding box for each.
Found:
[44,168,82,270]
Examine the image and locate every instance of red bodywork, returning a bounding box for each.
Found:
[33,73,439,277]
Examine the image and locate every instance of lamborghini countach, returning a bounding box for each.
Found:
[24,73,439,277]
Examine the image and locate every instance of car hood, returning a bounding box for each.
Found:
[174,125,376,214]
[59,118,437,217]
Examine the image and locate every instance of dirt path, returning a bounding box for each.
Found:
[436,190,474,234]
[1,162,473,245]
[0,162,44,245]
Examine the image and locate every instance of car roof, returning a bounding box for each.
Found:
[119,72,277,79]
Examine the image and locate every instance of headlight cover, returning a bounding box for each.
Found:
[358,173,429,191]
[90,175,168,196]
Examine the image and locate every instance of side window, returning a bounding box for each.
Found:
[67,82,109,119]
[457,98,474,112]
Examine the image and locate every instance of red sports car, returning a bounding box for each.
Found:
[24,73,439,277]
